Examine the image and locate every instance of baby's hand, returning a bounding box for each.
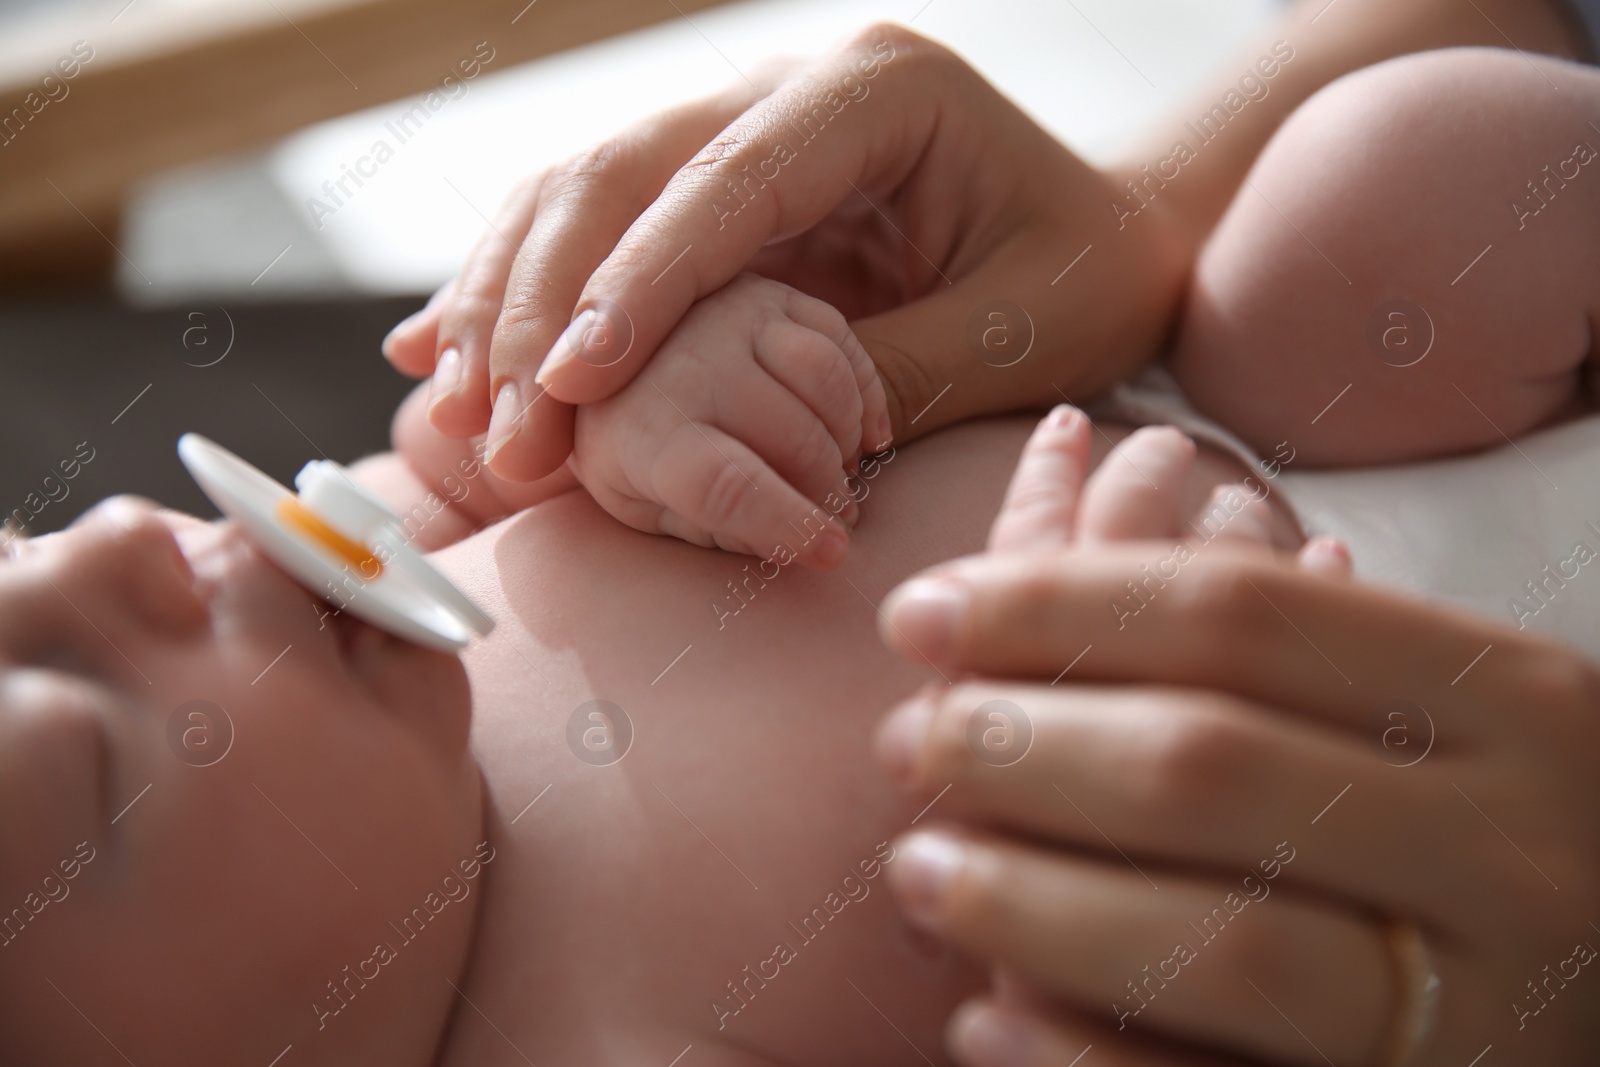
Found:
[569,273,890,568]
[989,405,1351,576]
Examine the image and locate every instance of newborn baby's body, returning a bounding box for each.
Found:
[385,414,1299,1067]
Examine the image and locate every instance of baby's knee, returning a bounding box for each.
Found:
[1173,48,1600,465]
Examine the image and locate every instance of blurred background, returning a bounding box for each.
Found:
[0,0,1273,532]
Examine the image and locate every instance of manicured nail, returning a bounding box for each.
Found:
[376,307,422,361]
[427,347,464,410]
[880,576,968,668]
[875,695,935,785]
[535,309,597,387]
[949,1002,1034,1067]
[893,831,964,928]
[485,381,523,464]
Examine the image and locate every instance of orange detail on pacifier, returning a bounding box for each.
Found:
[273,496,384,577]
[178,433,492,651]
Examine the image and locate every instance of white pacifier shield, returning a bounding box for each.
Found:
[177,433,493,652]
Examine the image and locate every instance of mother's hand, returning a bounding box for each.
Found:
[383,24,1190,481]
[872,419,1600,1065]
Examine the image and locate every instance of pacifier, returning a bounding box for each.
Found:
[177,433,493,651]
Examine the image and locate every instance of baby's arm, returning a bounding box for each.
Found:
[837,0,1591,449]
[1169,47,1600,466]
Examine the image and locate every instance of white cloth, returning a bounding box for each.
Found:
[1095,368,1600,662]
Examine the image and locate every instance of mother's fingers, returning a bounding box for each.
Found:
[947,999,1242,1067]
[530,25,960,408]
[383,278,453,377]
[431,79,773,470]
[432,178,545,437]
[887,829,1391,1065]
[878,544,1570,736]
[874,680,1464,918]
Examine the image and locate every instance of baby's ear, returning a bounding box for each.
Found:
[986,406,1090,553]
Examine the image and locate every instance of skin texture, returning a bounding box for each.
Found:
[872,426,1600,1065]
[385,23,1194,480]
[364,388,1332,1067]
[0,363,1311,1067]
[14,5,1594,1065]
[0,498,482,1067]
[1169,48,1600,465]
[383,0,1585,486]
[0,422,1020,1067]
[567,273,888,566]
[376,389,1313,1067]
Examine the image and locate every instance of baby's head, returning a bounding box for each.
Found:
[0,497,484,1066]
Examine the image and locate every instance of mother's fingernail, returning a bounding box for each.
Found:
[382,311,422,361]
[485,380,524,464]
[893,831,964,928]
[949,1002,1034,1067]
[535,308,596,387]
[427,347,464,410]
[875,696,935,785]
[881,577,968,668]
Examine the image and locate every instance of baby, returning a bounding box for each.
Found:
[449,46,1600,583]
[0,379,1288,1066]
[4,40,1595,1067]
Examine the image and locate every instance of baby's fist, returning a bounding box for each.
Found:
[572,273,891,568]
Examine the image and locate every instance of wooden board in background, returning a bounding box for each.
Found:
[0,0,734,286]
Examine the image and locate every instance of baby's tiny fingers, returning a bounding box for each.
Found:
[829,473,861,529]
[837,322,891,454]
[988,405,1090,553]
[650,422,850,569]
[1076,426,1196,544]
[1189,482,1274,548]
[1297,535,1353,578]
[780,286,892,452]
[754,316,866,463]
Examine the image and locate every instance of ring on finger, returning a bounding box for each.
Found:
[1,521,28,560]
[1376,917,1441,1066]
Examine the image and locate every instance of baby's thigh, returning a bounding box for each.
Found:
[1171,47,1600,465]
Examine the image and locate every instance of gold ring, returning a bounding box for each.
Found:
[1,521,27,560]
[1376,918,1441,1066]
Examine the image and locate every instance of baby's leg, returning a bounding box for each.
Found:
[1171,47,1600,466]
